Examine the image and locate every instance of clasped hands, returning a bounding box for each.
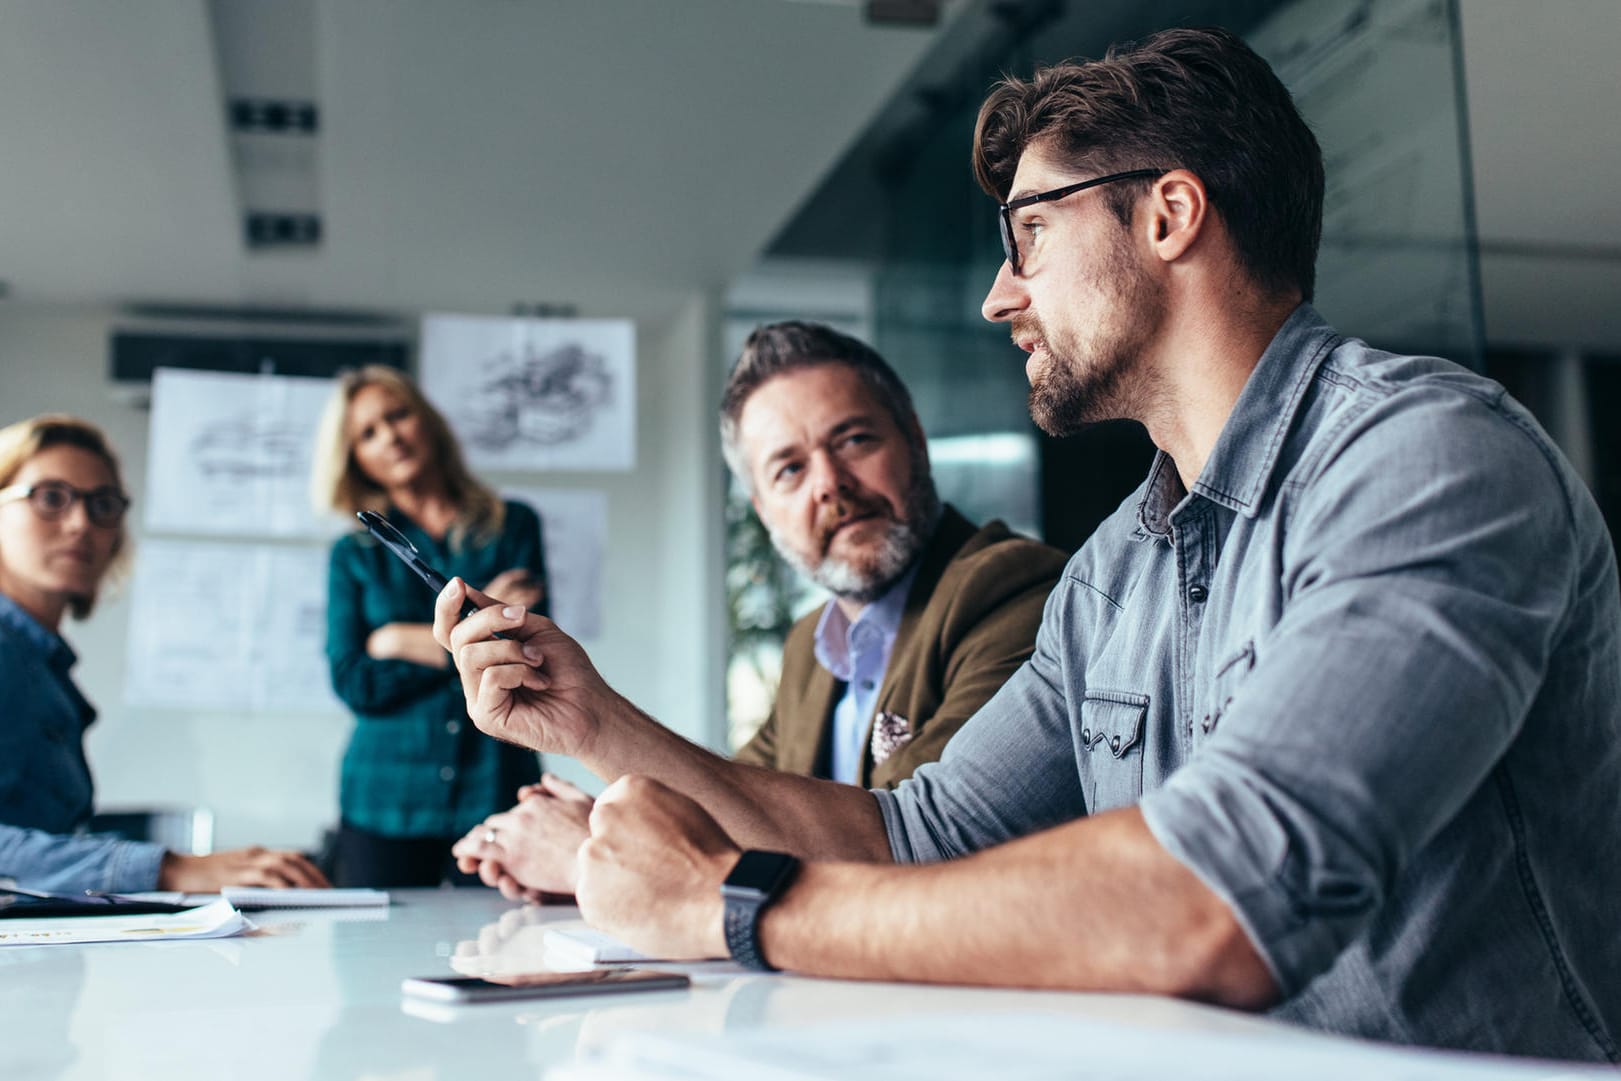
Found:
[452,772,594,902]
[433,577,735,961]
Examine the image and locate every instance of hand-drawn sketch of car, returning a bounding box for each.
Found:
[191,416,306,480]
[463,342,613,451]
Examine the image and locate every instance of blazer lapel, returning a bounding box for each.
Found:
[858,505,977,785]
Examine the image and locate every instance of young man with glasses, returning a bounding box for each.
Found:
[435,27,1619,1062]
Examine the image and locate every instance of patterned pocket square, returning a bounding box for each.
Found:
[870,710,914,766]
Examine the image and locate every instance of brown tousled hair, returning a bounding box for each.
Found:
[973,26,1324,301]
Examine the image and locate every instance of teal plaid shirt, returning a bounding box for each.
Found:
[325,500,545,838]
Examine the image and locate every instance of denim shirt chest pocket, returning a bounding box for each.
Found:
[1078,690,1150,814]
[1197,639,1255,746]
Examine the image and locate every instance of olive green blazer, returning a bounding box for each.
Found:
[734,505,1067,789]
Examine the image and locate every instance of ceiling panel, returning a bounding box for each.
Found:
[0,0,960,321]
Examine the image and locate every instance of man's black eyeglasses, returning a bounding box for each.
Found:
[998,169,1167,277]
[0,480,131,528]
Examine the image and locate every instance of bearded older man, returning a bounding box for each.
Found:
[453,321,1065,899]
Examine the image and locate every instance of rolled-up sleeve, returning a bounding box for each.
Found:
[1139,388,1576,995]
[876,580,1087,864]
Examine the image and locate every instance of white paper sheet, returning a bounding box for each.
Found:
[145,368,339,538]
[502,487,607,640]
[123,539,339,712]
[420,313,636,472]
[0,899,252,947]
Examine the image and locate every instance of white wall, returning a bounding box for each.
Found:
[0,299,726,849]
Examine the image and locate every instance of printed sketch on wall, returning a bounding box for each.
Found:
[145,368,338,538]
[420,314,636,472]
[124,540,339,713]
[503,487,607,641]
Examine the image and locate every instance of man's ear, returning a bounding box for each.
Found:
[1146,169,1208,264]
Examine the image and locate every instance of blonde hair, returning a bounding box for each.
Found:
[310,366,504,547]
[0,414,132,620]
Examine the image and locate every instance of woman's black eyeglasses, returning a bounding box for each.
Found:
[998,169,1167,277]
[0,480,131,528]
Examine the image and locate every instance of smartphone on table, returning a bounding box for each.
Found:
[400,968,690,1004]
[356,510,507,638]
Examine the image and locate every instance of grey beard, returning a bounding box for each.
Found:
[769,467,940,604]
[795,516,920,603]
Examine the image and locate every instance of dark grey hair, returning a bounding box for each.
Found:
[719,321,920,489]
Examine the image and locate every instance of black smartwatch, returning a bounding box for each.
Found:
[721,849,800,972]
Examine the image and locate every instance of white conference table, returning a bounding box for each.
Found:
[0,889,1602,1081]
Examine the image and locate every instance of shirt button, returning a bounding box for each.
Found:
[1110,736,1121,753]
[860,680,875,691]
[439,766,456,782]
[1081,728,1091,743]
[1188,584,1209,604]
[445,719,461,735]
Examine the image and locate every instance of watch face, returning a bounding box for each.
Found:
[723,850,798,897]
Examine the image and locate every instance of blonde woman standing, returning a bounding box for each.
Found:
[313,367,547,887]
[0,414,326,893]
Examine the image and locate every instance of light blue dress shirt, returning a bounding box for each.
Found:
[813,565,918,784]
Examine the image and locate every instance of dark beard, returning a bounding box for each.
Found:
[1029,349,1140,436]
[1022,238,1166,436]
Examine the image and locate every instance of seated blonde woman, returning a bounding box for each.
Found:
[0,414,327,894]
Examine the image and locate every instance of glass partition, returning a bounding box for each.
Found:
[723,0,1483,749]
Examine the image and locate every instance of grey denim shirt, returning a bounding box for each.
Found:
[875,306,1621,1061]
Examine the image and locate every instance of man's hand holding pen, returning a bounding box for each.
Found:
[433,576,610,762]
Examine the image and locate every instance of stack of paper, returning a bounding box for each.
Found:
[0,898,253,947]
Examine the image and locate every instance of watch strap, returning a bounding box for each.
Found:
[723,891,775,971]
[721,850,800,972]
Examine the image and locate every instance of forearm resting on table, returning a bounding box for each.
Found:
[583,695,892,863]
[366,623,448,668]
[758,807,1278,1007]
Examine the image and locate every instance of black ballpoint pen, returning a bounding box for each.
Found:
[356,510,510,640]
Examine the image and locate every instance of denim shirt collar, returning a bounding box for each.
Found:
[0,591,77,675]
[1138,303,1341,535]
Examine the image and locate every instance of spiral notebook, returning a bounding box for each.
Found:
[220,887,389,910]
